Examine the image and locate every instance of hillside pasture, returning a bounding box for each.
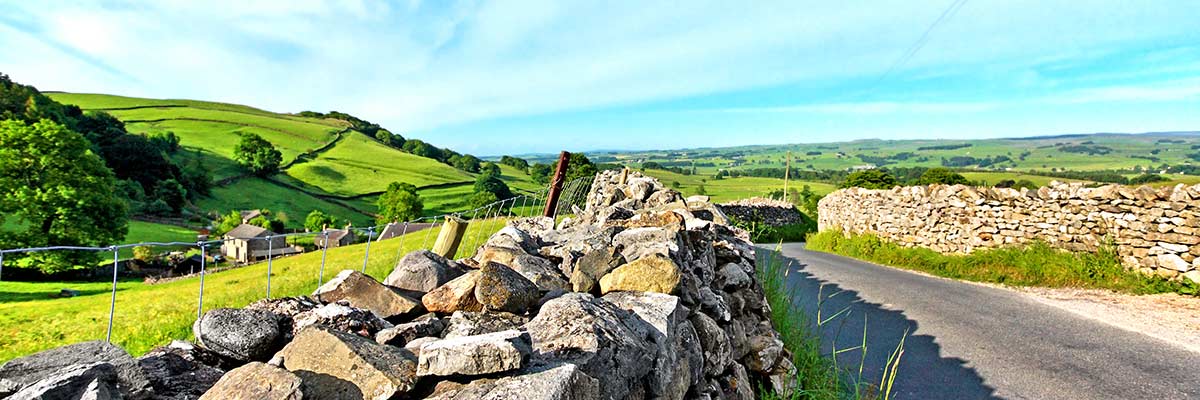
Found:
[285,134,473,196]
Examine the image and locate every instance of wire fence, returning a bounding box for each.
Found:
[0,176,592,347]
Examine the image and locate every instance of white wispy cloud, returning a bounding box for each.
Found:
[1,0,1198,152]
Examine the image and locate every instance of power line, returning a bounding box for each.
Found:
[869,0,970,90]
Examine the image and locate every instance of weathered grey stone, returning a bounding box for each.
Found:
[0,340,151,399]
[721,362,755,400]
[404,337,439,352]
[313,270,424,320]
[690,312,732,377]
[598,254,682,295]
[291,302,392,338]
[1157,254,1192,272]
[199,362,302,400]
[375,315,445,347]
[8,362,121,400]
[716,262,752,290]
[525,293,655,400]
[475,262,540,314]
[416,329,531,377]
[385,250,466,292]
[422,270,484,314]
[137,341,226,399]
[745,335,784,373]
[424,363,600,400]
[442,311,529,339]
[612,227,682,262]
[278,326,418,400]
[570,246,624,294]
[194,308,287,362]
[602,291,693,400]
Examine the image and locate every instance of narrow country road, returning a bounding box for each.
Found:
[768,243,1200,400]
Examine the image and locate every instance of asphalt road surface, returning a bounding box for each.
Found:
[768,242,1200,400]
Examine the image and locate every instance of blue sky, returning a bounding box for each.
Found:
[1,1,1198,155]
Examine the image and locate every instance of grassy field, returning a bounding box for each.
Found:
[958,171,1086,187]
[0,220,511,362]
[640,169,838,202]
[285,134,473,196]
[194,177,374,227]
[117,221,200,258]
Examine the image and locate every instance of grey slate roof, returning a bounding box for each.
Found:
[224,224,272,239]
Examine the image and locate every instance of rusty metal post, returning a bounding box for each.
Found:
[543,151,571,217]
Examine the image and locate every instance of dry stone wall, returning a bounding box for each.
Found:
[819,181,1200,282]
[0,170,795,400]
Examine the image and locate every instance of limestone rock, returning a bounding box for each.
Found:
[690,312,732,377]
[442,311,529,339]
[8,362,121,400]
[312,270,423,320]
[386,250,465,292]
[716,262,752,290]
[422,270,484,314]
[1157,254,1192,272]
[598,254,682,295]
[602,291,694,400]
[278,326,418,400]
[194,308,287,362]
[570,246,624,294]
[525,293,655,399]
[375,315,445,347]
[416,329,531,377]
[137,341,226,399]
[291,301,392,338]
[0,340,151,399]
[745,335,784,373]
[475,262,540,314]
[425,363,600,400]
[612,226,682,262]
[199,362,302,400]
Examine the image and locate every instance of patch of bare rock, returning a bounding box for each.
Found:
[0,170,794,399]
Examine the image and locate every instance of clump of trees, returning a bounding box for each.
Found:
[499,156,529,170]
[841,169,898,189]
[0,119,129,272]
[213,209,284,236]
[233,133,282,175]
[305,210,339,232]
[377,182,424,224]
[916,168,970,185]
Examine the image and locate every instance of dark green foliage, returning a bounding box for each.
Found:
[402,139,444,160]
[376,182,423,224]
[1129,173,1168,185]
[916,168,970,185]
[499,155,529,170]
[1058,144,1113,155]
[449,154,482,173]
[473,174,513,200]
[248,215,285,234]
[841,169,897,189]
[0,119,128,273]
[467,191,499,209]
[147,131,180,154]
[305,210,338,232]
[153,179,187,213]
[101,134,180,193]
[374,129,405,147]
[233,133,283,175]
[994,179,1038,190]
[529,163,552,185]
[479,162,501,178]
[917,143,971,151]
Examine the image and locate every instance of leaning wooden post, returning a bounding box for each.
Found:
[543,151,572,217]
[432,215,468,258]
[619,167,629,185]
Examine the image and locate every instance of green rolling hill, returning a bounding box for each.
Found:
[45,93,526,232]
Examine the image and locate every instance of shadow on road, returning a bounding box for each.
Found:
[771,250,1001,400]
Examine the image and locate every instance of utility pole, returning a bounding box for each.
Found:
[784,151,791,203]
[543,151,572,217]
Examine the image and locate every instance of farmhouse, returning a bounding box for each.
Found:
[220,224,299,263]
[239,209,262,224]
[376,222,407,241]
[315,227,356,248]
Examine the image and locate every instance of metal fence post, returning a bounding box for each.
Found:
[106,247,119,343]
[196,243,207,320]
[266,236,274,299]
[543,151,571,217]
[394,222,410,262]
[0,252,4,282]
[361,227,374,273]
[318,231,329,292]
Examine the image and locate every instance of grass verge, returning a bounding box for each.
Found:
[806,230,1199,296]
[756,245,904,400]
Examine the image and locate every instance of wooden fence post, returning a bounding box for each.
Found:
[432,215,468,258]
[543,151,572,217]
